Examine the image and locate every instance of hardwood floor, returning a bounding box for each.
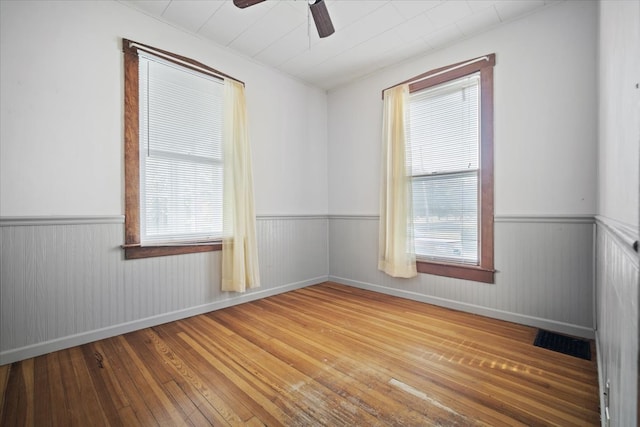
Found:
[0,282,600,426]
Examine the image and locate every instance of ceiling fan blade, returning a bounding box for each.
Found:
[309,0,335,38]
[233,0,266,9]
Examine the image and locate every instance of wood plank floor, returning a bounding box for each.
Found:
[0,282,600,426]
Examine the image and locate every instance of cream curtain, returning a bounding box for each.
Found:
[378,84,417,278]
[222,79,260,292]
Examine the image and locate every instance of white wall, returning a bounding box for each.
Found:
[596,1,639,425]
[0,0,328,217]
[328,0,597,217]
[598,0,640,229]
[326,1,598,338]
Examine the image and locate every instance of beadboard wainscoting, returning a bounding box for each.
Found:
[595,217,639,426]
[329,215,595,339]
[0,215,329,365]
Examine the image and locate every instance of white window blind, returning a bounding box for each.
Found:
[138,52,224,245]
[408,73,480,264]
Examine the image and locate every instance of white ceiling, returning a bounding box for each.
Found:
[120,0,557,90]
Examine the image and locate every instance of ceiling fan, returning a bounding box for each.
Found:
[233,0,335,38]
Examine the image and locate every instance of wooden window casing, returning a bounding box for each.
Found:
[406,55,495,283]
[122,39,233,259]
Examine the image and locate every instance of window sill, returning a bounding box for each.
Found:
[123,242,222,260]
[416,259,495,284]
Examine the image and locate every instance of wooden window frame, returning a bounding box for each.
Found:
[407,55,496,284]
[122,39,231,260]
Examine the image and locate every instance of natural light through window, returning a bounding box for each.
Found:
[139,53,224,245]
[408,73,480,265]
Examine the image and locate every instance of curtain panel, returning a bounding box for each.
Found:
[221,79,261,292]
[378,84,417,278]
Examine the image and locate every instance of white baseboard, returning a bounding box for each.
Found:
[0,276,328,366]
[329,276,595,340]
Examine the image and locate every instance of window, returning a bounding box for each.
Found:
[122,39,238,259]
[139,52,223,245]
[407,55,495,283]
